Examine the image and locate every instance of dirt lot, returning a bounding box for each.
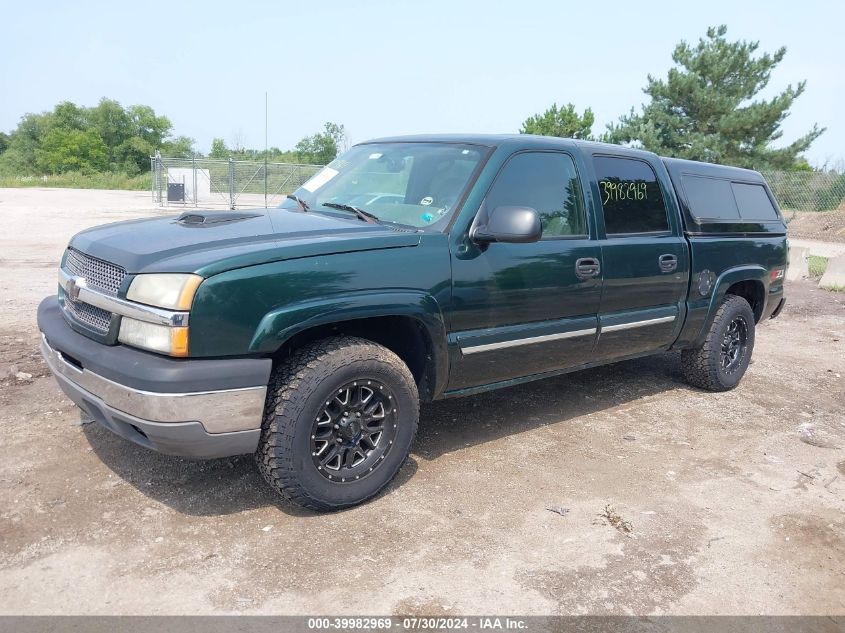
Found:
[787,209,845,243]
[0,188,843,615]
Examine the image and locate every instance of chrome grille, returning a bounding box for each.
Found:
[64,248,126,296]
[63,296,112,333]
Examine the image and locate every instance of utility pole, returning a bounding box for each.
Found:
[264,91,268,209]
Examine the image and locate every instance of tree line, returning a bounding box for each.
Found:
[0,99,194,176]
[206,122,347,165]
[0,26,831,179]
[0,101,347,177]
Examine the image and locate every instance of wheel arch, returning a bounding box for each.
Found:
[249,291,449,401]
[689,265,768,348]
[724,279,766,322]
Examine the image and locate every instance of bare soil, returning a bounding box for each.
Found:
[787,210,845,243]
[0,188,843,615]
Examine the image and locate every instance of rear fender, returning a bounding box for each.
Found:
[686,265,767,348]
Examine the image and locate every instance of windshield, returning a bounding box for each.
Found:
[278,142,486,229]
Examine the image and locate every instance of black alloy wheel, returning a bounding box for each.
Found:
[720,315,749,375]
[310,380,398,482]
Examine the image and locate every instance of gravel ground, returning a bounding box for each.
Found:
[0,188,843,615]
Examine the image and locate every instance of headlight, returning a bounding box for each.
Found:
[118,318,189,357]
[126,274,203,310]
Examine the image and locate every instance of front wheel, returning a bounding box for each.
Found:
[256,336,419,511]
[681,294,756,392]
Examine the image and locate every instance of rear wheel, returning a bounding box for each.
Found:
[681,295,756,392]
[256,336,418,511]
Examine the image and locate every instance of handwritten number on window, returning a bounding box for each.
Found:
[600,181,647,205]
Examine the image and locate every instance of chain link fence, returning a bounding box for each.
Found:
[150,154,845,213]
[150,154,323,209]
[762,170,845,213]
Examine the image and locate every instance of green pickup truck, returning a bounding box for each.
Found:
[38,134,787,510]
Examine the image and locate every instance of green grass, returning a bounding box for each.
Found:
[808,255,829,278]
[0,171,150,191]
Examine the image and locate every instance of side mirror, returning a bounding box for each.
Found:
[471,206,542,244]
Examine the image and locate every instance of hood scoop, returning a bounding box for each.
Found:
[176,211,263,226]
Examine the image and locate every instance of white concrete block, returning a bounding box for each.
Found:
[819,255,845,290]
[787,247,809,281]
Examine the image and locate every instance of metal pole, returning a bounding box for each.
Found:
[192,153,198,207]
[153,151,162,206]
[228,157,236,210]
[264,91,268,209]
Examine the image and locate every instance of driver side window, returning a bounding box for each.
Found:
[485,152,586,238]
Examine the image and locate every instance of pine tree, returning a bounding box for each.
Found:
[606,25,824,169]
[520,103,594,140]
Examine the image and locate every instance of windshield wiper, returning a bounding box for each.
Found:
[286,194,310,212]
[321,202,380,224]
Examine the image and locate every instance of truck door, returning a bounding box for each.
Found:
[590,154,689,360]
[447,150,602,391]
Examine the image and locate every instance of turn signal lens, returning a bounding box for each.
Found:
[170,326,189,357]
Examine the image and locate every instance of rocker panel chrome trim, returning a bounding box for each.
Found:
[600,315,676,333]
[461,328,597,355]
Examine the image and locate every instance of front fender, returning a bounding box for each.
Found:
[249,290,449,394]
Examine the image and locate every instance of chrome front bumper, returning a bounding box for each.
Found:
[37,295,272,458]
[40,333,267,459]
[41,333,266,434]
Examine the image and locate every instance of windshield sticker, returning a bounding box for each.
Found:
[368,153,383,160]
[420,196,433,206]
[420,212,434,223]
[302,167,339,193]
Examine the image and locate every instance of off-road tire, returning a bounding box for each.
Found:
[681,294,756,392]
[256,336,418,511]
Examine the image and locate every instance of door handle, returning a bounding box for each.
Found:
[659,254,678,273]
[575,257,601,280]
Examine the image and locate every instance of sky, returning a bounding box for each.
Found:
[1,0,842,167]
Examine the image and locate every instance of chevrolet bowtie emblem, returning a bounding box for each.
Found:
[66,276,86,301]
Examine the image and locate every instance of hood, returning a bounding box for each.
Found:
[69,208,421,276]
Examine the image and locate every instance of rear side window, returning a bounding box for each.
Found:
[731,183,779,220]
[682,176,740,220]
[682,176,779,222]
[593,156,668,234]
[486,152,586,237]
